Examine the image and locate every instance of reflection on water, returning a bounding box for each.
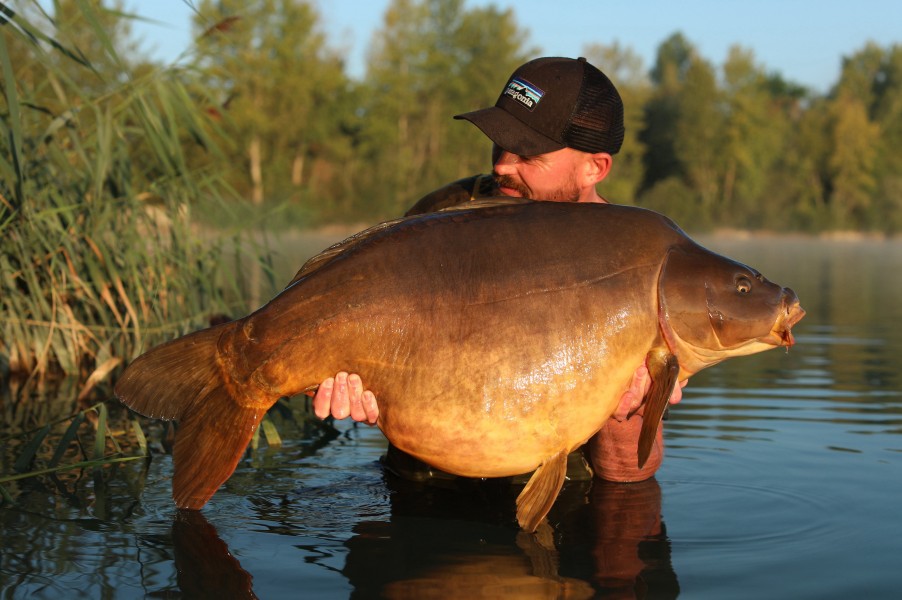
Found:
[172,511,257,599]
[168,472,677,599]
[3,236,902,598]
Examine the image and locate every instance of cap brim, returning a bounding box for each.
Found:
[454,107,565,156]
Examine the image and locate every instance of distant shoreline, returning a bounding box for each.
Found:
[292,224,901,243]
[704,228,899,242]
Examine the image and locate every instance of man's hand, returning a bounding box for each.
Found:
[312,372,379,425]
[612,364,685,421]
[589,365,687,482]
[311,364,687,446]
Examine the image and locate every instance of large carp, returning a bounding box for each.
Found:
[115,199,804,532]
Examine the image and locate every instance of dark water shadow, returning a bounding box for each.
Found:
[170,474,679,599]
[171,509,258,599]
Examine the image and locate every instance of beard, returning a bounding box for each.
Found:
[493,173,581,202]
[494,174,531,198]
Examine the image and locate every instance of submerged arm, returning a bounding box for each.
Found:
[589,365,687,481]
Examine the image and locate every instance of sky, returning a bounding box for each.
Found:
[126,0,902,95]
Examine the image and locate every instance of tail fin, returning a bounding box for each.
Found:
[115,323,267,509]
[170,380,265,509]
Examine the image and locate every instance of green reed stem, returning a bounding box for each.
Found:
[0,455,148,485]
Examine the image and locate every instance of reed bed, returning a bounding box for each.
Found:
[1,3,253,382]
[0,378,323,507]
[1,3,269,503]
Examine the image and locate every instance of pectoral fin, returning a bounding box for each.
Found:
[636,348,680,469]
[515,449,568,532]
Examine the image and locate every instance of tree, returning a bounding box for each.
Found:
[866,44,902,232]
[835,42,885,115]
[639,32,697,195]
[762,88,826,232]
[354,0,533,218]
[192,0,351,219]
[829,43,902,230]
[583,42,649,204]
[674,53,721,226]
[827,91,880,229]
[649,31,694,88]
[719,46,786,227]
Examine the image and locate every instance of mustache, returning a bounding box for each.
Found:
[493,174,531,197]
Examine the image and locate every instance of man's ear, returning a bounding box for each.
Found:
[584,152,613,185]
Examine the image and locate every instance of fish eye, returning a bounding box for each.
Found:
[736,276,753,294]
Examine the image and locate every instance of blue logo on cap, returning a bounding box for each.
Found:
[504,77,544,111]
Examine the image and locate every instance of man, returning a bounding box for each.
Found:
[312,57,686,483]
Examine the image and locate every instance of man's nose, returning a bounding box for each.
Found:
[493,149,520,173]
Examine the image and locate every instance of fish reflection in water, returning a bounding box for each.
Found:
[170,473,678,598]
[171,511,257,600]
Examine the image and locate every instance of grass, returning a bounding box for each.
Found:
[0,371,338,508]
[0,395,149,505]
[1,2,256,381]
[0,3,272,500]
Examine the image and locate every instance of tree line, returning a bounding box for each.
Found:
[6,0,902,233]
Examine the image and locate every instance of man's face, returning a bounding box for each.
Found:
[491,144,583,202]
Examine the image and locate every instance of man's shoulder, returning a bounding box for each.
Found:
[405,174,497,217]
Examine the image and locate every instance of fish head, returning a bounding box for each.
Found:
[657,244,805,374]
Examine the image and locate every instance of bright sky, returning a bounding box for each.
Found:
[128,0,902,94]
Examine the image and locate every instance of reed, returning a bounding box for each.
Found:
[1,3,255,382]
[0,398,148,505]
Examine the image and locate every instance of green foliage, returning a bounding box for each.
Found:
[190,0,355,223]
[1,1,253,379]
[675,53,722,219]
[715,48,786,228]
[827,91,880,228]
[584,42,650,204]
[638,176,711,231]
[0,399,147,505]
[650,32,695,88]
[634,35,902,233]
[349,0,534,218]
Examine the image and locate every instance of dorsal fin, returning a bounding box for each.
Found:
[443,196,532,211]
[285,217,407,286]
[285,198,533,287]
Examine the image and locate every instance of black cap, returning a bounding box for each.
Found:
[454,56,625,156]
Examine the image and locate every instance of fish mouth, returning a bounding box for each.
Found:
[771,288,805,347]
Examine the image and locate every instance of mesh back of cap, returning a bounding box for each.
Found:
[563,65,625,155]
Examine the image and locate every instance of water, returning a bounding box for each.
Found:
[2,235,901,599]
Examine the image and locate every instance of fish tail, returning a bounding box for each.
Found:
[115,322,267,509]
[169,380,266,509]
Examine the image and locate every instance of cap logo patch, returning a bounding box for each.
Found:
[503,77,544,111]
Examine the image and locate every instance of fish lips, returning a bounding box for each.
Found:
[767,288,805,348]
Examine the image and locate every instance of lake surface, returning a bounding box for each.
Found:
[2,234,901,599]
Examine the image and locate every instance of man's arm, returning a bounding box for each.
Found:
[587,365,687,482]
